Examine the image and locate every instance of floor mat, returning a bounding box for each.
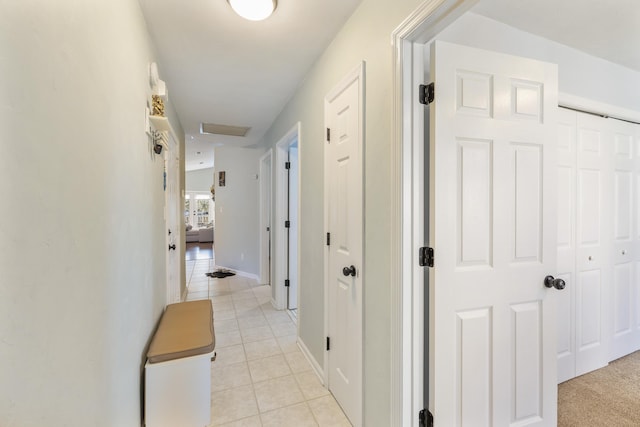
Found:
[206,269,236,278]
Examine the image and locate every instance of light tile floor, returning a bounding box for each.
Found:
[185,259,352,427]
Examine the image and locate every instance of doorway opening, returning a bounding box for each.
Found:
[274,123,301,316]
[259,149,273,287]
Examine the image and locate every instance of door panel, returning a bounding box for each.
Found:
[511,301,542,424]
[456,307,492,427]
[556,110,576,383]
[457,138,492,267]
[512,143,542,262]
[165,135,181,304]
[611,119,638,359]
[325,64,363,427]
[575,114,610,376]
[429,41,558,426]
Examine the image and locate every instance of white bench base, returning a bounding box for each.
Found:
[144,351,213,427]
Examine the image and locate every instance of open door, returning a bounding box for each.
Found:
[165,133,181,304]
[428,41,559,426]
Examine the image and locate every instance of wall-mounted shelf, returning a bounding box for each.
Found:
[149,115,171,133]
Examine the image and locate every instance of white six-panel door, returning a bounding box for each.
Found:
[429,41,558,426]
[325,63,364,427]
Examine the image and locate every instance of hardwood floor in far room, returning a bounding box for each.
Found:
[186,242,214,261]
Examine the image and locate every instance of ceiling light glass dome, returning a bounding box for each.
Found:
[228,0,277,21]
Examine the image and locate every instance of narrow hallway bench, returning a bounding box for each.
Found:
[145,300,215,427]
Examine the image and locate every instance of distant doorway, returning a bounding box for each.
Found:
[259,150,273,287]
[274,123,301,315]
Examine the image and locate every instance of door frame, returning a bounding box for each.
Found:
[391,2,640,426]
[390,1,479,425]
[274,123,301,310]
[259,149,273,286]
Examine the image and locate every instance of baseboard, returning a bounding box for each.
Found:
[214,264,259,282]
[297,337,325,386]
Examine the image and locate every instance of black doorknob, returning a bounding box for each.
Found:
[544,275,565,290]
[342,265,356,277]
[168,244,176,251]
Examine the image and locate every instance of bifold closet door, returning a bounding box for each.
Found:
[611,118,640,360]
[557,110,612,382]
[574,112,612,377]
[556,109,577,383]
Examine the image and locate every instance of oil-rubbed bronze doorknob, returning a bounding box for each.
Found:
[544,275,565,290]
[343,265,356,277]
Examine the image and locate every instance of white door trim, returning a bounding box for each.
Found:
[274,123,301,310]
[259,149,273,286]
[390,1,478,425]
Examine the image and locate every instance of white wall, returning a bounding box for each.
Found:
[214,147,265,276]
[186,167,214,192]
[0,1,184,425]
[436,12,640,112]
[259,0,425,424]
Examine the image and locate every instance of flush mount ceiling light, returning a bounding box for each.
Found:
[228,0,276,21]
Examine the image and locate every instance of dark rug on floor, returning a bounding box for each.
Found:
[206,269,236,278]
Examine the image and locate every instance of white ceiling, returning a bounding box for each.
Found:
[138,0,362,171]
[139,0,640,172]
[472,0,640,74]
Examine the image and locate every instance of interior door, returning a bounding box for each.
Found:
[165,134,181,304]
[428,41,558,426]
[325,63,363,427]
[575,113,611,376]
[611,118,637,360]
[556,108,577,383]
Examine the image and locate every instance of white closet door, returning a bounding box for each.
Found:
[556,108,577,383]
[611,119,638,359]
[575,112,612,377]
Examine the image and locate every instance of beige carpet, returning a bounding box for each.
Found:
[558,351,640,426]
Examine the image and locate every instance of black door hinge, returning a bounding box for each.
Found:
[419,82,435,105]
[285,220,290,228]
[326,128,331,142]
[326,336,330,351]
[285,279,290,287]
[326,232,331,246]
[419,409,434,427]
[419,247,434,267]
[285,161,291,170]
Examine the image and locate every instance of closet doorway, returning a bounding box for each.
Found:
[274,123,301,317]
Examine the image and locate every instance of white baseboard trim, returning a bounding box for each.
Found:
[214,264,260,282]
[298,337,325,386]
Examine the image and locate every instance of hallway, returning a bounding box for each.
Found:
[185,258,351,426]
